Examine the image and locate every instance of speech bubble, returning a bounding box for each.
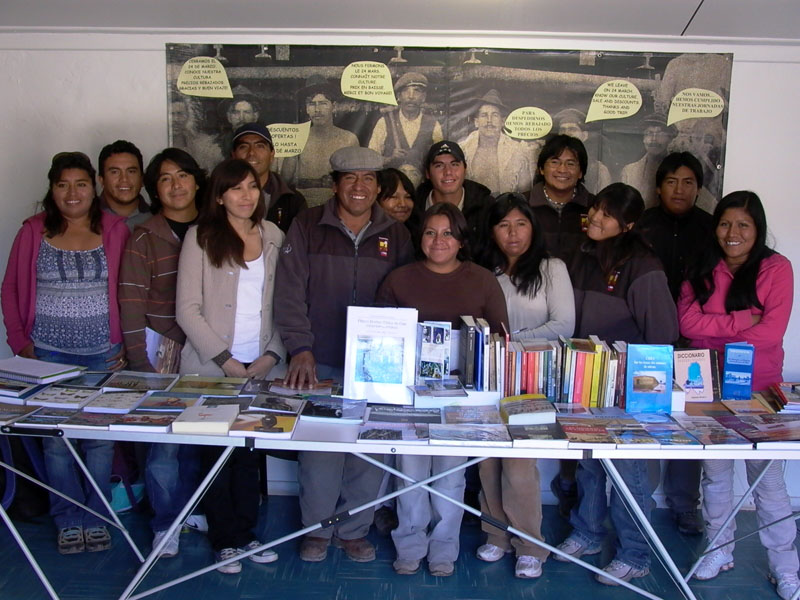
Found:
[267,122,312,158]
[503,107,553,140]
[176,57,232,98]
[341,61,397,106]
[667,88,725,125]
[586,80,642,123]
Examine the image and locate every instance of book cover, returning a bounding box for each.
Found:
[508,422,568,448]
[343,306,418,405]
[366,405,442,424]
[442,404,502,424]
[83,391,146,414]
[299,396,368,424]
[721,397,774,415]
[674,348,718,402]
[416,321,452,381]
[682,426,752,448]
[357,422,429,444]
[229,411,298,439]
[268,378,338,396]
[410,377,467,397]
[26,385,100,410]
[625,344,673,413]
[459,315,477,389]
[60,411,119,430]
[0,356,84,384]
[722,342,755,400]
[608,425,660,448]
[171,404,239,435]
[499,394,555,425]
[429,423,512,446]
[171,376,248,396]
[200,395,253,411]
[138,391,204,412]
[0,377,48,400]
[0,402,37,425]
[12,407,75,428]
[109,411,177,433]
[58,371,113,389]
[560,422,615,447]
[248,394,306,414]
[642,423,702,448]
[102,371,178,392]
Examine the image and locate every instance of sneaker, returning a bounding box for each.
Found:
[374,506,399,536]
[550,474,578,519]
[693,549,734,581]
[240,540,278,564]
[299,536,329,562]
[553,535,602,562]
[477,543,510,562]
[675,509,704,536]
[393,558,421,575]
[57,526,84,554]
[769,572,800,600]
[332,536,375,562]
[515,555,543,579]
[85,526,111,552]
[596,559,650,586]
[429,561,454,577]
[215,547,242,574]
[153,529,180,558]
[185,514,209,533]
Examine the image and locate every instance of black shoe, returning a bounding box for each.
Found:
[675,509,704,535]
[373,506,398,536]
[550,475,577,519]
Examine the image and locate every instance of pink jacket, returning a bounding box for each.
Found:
[677,253,794,391]
[1,211,130,355]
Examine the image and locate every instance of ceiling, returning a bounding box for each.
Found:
[1,0,799,42]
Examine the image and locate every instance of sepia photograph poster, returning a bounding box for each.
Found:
[166,44,731,212]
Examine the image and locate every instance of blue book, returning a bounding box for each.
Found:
[722,342,755,399]
[625,344,673,413]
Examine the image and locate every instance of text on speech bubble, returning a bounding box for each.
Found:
[586,80,641,123]
[176,57,232,98]
[341,61,397,106]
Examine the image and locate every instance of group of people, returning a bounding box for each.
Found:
[1,122,796,599]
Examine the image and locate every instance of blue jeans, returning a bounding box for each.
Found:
[36,344,120,530]
[146,443,201,532]
[569,458,655,569]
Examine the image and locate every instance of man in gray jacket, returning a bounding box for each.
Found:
[274,146,413,563]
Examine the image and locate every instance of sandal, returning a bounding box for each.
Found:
[57,526,85,554]
[85,526,112,552]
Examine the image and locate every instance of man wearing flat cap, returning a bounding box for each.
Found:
[231,123,307,233]
[458,89,532,196]
[215,84,262,160]
[368,72,443,185]
[275,146,413,564]
[621,112,677,209]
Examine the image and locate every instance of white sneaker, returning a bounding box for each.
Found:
[476,543,509,562]
[553,535,602,562]
[515,555,543,579]
[152,529,180,558]
[693,549,734,581]
[185,514,209,533]
[240,540,278,564]
[770,572,800,600]
[215,547,242,574]
[596,559,650,586]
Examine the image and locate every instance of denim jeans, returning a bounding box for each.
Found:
[569,458,656,569]
[36,344,120,530]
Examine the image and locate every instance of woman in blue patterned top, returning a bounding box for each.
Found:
[1,152,130,555]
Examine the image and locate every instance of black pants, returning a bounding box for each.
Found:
[200,446,262,551]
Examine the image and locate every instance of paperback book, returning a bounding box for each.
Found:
[102,371,178,392]
[416,321,452,381]
[722,342,755,400]
[673,348,720,402]
[199,395,253,411]
[248,394,306,415]
[442,404,502,424]
[171,404,239,435]
[268,378,338,396]
[0,377,48,400]
[642,423,702,448]
[138,391,204,412]
[299,396,368,424]
[10,407,75,428]
[171,376,248,396]
[366,405,442,424]
[357,422,429,444]
[0,402,37,425]
[59,371,113,389]
[83,391,147,414]
[343,306,418,405]
[26,385,100,410]
[60,411,119,430]
[228,411,298,439]
[508,422,568,448]
[499,394,555,425]
[410,377,467,397]
[109,411,177,433]
[0,356,85,385]
[429,423,512,447]
[625,344,673,413]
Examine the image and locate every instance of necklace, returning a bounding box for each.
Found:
[543,185,576,212]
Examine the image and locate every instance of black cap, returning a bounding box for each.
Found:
[424,140,466,170]
[232,123,274,151]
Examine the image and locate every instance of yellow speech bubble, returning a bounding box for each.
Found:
[267,122,312,158]
[504,107,553,140]
[341,61,397,106]
[176,57,232,99]
[586,80,642,123]
[667,88,725,126]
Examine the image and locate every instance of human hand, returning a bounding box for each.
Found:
[246,354,278,380]
[221,357,248,378]
[17,343,36,359]
[284,351,317,389]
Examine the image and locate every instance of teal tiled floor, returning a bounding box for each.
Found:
[0,496,791,599]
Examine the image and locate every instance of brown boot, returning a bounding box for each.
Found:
[332,536,375,562]
[299,536,329,562]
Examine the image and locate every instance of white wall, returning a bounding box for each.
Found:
[2,30,800,498]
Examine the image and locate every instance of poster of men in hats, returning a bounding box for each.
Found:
[166,44,730,208]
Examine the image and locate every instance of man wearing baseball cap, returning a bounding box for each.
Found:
[231,123,306,233]
[368,72,443,184]
[414,140,493,250]
[274,146,413,563]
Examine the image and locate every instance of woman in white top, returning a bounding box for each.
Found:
[475,193,575,579]
[176,158,285,573]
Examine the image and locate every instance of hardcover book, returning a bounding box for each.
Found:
[625,344,673,413]
[343,306,418,405]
